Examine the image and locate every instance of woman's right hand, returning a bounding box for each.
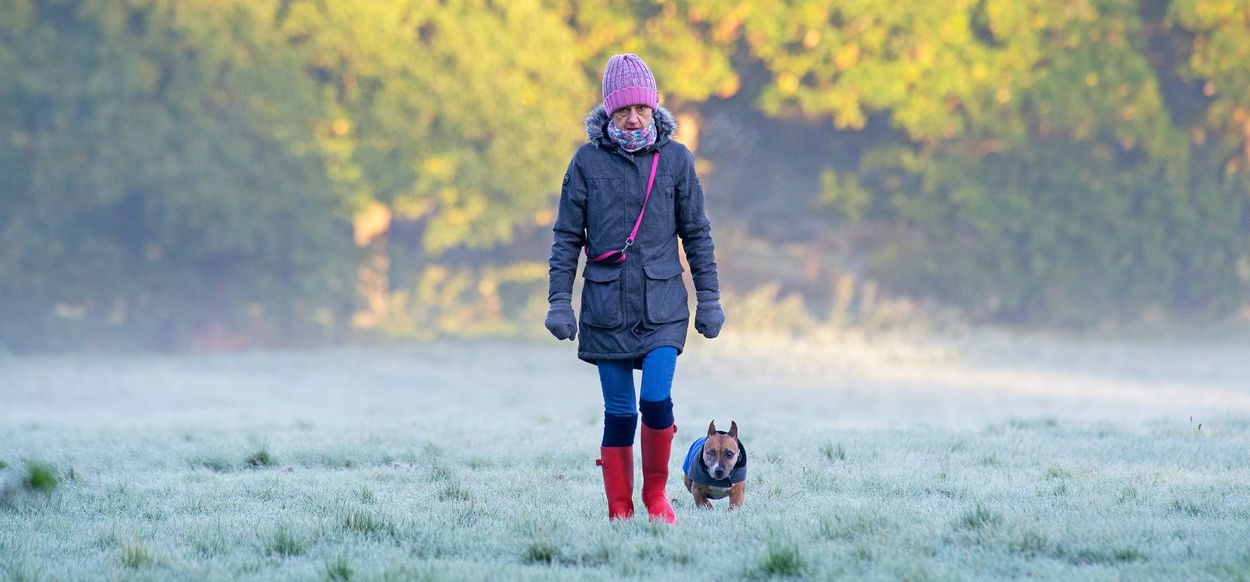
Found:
[544,294,577,340]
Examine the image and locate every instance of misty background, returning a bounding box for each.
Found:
[2,0,1248,352]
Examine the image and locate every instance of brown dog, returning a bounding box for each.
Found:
[682,420,747,509]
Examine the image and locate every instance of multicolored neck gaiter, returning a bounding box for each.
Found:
[607,121,657,152]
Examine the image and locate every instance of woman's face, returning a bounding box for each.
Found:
[611,105,654,131]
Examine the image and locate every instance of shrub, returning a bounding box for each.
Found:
[24,463,58,494]
[245,448,275,469]
[754,543,805,578]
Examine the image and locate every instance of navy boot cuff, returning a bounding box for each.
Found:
[639,397,674,430]
[602,413,638,447]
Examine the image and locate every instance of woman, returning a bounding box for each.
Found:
[545,53,725,523]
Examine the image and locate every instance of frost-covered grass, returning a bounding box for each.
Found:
[2,332,1250,580]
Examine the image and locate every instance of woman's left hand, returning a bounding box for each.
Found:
[694,300,724,339]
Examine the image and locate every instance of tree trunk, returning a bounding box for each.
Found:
[351,201,393,329]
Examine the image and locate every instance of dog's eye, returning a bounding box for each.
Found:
[725,452,734,458]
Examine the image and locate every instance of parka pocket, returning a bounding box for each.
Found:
[643,261,689,324]
[581,262,623,328]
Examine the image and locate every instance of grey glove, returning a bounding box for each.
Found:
[544,293,577,340]
[694,299,725,339]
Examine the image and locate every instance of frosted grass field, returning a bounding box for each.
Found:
[2,330,1250,581]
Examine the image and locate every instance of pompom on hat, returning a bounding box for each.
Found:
[602,53,660,114]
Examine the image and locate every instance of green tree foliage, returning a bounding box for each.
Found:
[691,0,1181,149]
[861,138,1240,325]
[1,0,1246,349]
[1173,0,1250,175]
[691,0,1247,324]
[567,0,739,103]
[277,0,593,253]
[0,0,355,349]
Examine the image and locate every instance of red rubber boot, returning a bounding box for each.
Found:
[596,446,634,521]
[640,424,678,524]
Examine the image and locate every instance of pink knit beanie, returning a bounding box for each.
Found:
[602,53,660,114]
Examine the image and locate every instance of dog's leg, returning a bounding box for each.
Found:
[728,482,745,510]
[692,486,713,509]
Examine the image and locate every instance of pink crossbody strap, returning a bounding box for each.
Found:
[627,151,662,244]
[585,151,660,263]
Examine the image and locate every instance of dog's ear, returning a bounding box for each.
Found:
[729,421,738,439]
[707,420,717,437]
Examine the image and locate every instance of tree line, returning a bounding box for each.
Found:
[1,0,1246,350]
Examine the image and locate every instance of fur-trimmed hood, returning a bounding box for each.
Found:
[584,104,679,149]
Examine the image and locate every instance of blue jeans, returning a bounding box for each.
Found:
[597,347,677,446]
[598,346,677,415]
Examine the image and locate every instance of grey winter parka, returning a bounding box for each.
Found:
[548,105,720,367]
